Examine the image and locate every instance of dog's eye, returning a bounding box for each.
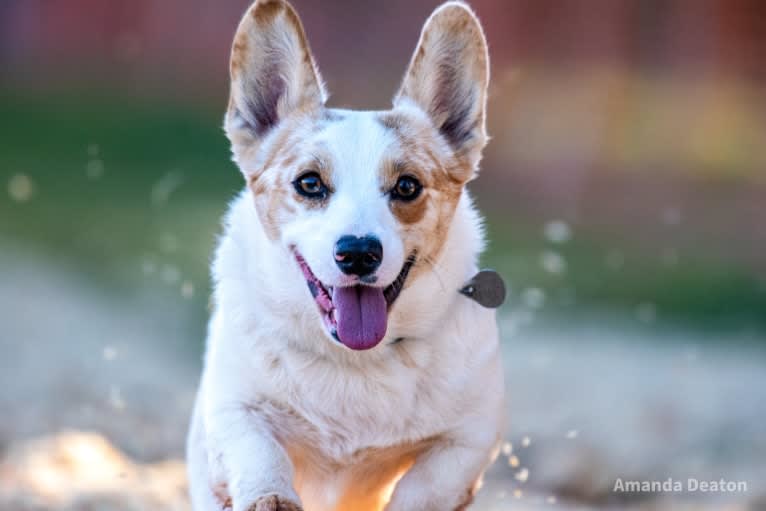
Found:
[391,175,422,202]
[294,172,328,199]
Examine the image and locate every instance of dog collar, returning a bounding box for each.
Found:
[389,270,505,345]
[459,269,506,308]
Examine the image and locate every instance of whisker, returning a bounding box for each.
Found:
[421,255,447,292]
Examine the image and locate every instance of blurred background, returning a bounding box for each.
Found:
[1,1,765,510]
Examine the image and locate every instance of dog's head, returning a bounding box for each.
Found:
[225,0,489,351]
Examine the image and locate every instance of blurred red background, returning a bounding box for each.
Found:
[3,1,765,272]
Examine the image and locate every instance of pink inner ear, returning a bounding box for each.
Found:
[237,63,286,137]
[395,3,488,155]
[434,80,480,149]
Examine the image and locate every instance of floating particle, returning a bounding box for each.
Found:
[635,302,657,324]
[161,264,181,284]
[181,281,195,299]
[541,250,566,275]
[86,158,104,179]
[8,173,35,202]
[142,257,157,275]
[543,220,572,244]
[513,489,523,499]
[508,455,520,468]
[565,429,578,439]
[521,288,545,309]
[151,170,185,206]
[102,346,117,361]
[501,442,513,456]
[546,495,557,504]
[521,436,531,448]
[605,250,624,270]
[515,468,529,483]
[109,386,126,410]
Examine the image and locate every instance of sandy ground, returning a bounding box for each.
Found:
[1,250,765,510]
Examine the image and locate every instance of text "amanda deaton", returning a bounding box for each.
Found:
[613,478,748,493]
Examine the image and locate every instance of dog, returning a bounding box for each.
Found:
[186,1,505,510]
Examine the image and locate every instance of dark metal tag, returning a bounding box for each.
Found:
[459,269,506,308]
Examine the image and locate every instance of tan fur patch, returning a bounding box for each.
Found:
[251,0,282,23]
[384,162,430,226]
[250,168,301,241]
[248,396,441,511]
[230,0,289,76]
[255,126,294,178]
[453,488,475,511]
[230,32,248,75]
[392,341,420,369]
[248,124,290,242]
[377,110,467,276]
[246,117,334,241]
[212,481,232,509]
[290,154,334,211]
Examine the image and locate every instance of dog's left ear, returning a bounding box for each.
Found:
[394,2,489,180]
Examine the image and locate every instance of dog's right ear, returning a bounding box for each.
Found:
[225,0,326,169]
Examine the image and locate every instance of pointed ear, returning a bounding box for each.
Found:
[394,1,489,175]
[225,0,326,158]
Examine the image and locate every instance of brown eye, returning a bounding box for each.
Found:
[293,172,328,199]
[391,175,422,202]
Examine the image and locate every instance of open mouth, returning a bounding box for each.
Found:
[294,251,416,350]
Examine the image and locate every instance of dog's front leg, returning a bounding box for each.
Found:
[205,401,301,511]
[384,426,500,511]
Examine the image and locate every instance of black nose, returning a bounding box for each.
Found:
[334,235,383,277]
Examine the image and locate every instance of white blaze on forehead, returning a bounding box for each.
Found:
[287,110,407,287]
[318,111,394,203]
[316,111,397,233]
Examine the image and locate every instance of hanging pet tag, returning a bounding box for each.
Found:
[459,269,506,308]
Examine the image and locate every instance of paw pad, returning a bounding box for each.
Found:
[250,494,303,511]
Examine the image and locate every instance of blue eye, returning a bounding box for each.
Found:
[294,172,328,199]
[391,175,422,201]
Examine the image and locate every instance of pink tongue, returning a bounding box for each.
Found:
[332,286,387,350]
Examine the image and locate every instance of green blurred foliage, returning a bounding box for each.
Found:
[2,91,764,337]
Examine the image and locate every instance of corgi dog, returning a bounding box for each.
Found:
[186,1,505,510]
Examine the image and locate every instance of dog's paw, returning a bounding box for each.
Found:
[248,494,303,511]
